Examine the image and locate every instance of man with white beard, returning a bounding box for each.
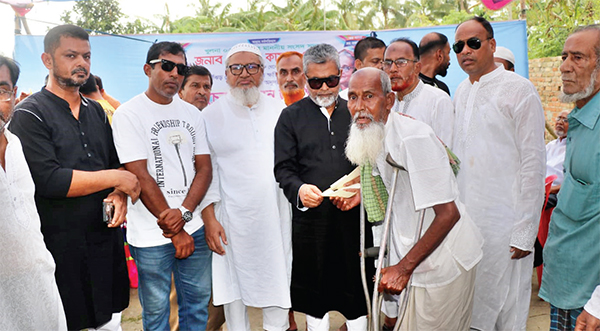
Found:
[275,43,373,330]
[345,67,483,330]
[539,25,600,331]
[201,43,292,331]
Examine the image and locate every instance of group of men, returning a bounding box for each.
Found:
[1,16,599,331]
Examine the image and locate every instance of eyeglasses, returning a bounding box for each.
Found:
[0,88,14,102]
[306,75,341,89]
[148,59,188,76]
[556,116,568,123]
[227,63,263,76]
[382,58,417,70]
[452,37,491,54]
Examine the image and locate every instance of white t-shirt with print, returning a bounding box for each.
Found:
[113,93,210,248]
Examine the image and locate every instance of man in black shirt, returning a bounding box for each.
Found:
[9,24,140,330]
[274,43,373,330]
[418,32,451,95]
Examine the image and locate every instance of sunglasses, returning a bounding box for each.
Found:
[452,37,491,54]
[307,75,340,89]
[148,59,188,76]
[228,63,263,76]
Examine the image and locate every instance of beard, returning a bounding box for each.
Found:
[230,85,261,106]
[54,66,89,87]
[310,93,337,108]
[282,88,305,106]
[345,112,385,166]
[561,66,599,103]
[438,63,449,77]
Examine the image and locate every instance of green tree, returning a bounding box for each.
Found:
[61,0,159,34]
[61,0,125,34]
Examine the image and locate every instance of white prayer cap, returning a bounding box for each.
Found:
[494,46,515,66]
[225,43,263,61]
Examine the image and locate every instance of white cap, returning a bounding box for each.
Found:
[225,43,263,61]
[494,46,515,66]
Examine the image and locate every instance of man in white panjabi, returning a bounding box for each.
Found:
[0,55,67,330]
[453,17,545,330]
[383,38,454,147]
[345,67,483,330]
[201,43,292,331]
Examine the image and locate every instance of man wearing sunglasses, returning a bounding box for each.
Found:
[452,17,545,331]
[275,43,373,330]
[201,43,292,331]
[383,38,454,147]
[112,41,213,331]
[9,24,140,331]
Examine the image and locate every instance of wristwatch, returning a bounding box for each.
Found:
[178,206,193,223]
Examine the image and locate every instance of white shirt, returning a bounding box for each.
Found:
[112,93,210,247]
[0,129,67,330]
[376,113,483,287]
[585,286,600,320]
[391,80,455,148]
[453,66,546,330]
[202,93,292,308]
[546,137,566,185]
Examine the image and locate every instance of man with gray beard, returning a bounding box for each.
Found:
[345,67,482,330]
[201,43,292,331]
[274,43,373,330]
[539,25,600,331]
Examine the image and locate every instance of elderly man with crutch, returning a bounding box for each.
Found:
[344,67,484,331]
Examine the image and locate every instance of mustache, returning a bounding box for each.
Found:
[353,111,375,122]
[71,67,88,75]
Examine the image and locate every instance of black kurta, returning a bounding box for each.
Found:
[274,97,373,320]
[9,88,129,330]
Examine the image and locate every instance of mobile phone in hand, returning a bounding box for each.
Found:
[103,201,115,224]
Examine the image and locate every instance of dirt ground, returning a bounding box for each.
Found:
[122,272,550,331]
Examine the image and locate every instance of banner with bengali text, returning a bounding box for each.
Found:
[14,20,527,103]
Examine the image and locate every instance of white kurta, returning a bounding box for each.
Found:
[391,80,455,148]
[584,286,600,320]
[545,137,566,185]
[0,129,67,330]
[202,93,292,308]
[377,113,483,288]
[453,66,546,330]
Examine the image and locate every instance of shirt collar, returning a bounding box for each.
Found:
[474,65,504,84]
[570,91,600,130]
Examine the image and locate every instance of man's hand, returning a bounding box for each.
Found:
[171,230,195,259]
[299,184,323,208]
[575,309,600,331]
[378,261,414,295]
[510,246,531,259]
[205,218,228,255]
[158,208,185,238]
[113,169,141,203]
[330,188,360,211]
[104,190,127,227]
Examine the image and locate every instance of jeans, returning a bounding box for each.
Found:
[130,227,212,331]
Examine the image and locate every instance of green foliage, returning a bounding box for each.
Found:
[61,0,160,34]
[60,0,600,59]
[526,0,600,58]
